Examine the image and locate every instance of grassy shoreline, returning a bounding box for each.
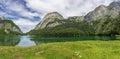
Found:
[0,40,120,59]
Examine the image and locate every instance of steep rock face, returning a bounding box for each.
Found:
[35,12,64,30]
[85,5,109,21]
[107,1,120,18]
[85,1,120,21]
[0,18,22,34]
[108,1,120,11]
[67,16,84,22]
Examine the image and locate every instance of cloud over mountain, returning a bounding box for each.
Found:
[0,0,115,32]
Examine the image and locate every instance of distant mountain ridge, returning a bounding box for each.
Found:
[0,17,22,34]
[85,1,120,21]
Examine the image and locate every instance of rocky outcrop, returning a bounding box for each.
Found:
[108,1,120,11]
[67,16,84,22]
[0,18,22,34]
[85,5,109,21]
[35,12,64,30]
[0,16,5,20]
[85,1,120,21]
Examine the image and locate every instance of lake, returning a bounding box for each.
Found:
[0,35,119,47]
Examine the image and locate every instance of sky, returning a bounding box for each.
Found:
[0,0,116,33]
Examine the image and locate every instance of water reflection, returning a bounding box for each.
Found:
[0,35,119,46]
[0,35,20,46]
[17,36,36,47]
[30,36,117,44]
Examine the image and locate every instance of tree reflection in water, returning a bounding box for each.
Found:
[0,35,20,46]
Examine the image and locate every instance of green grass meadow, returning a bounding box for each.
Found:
[0,40,120,59]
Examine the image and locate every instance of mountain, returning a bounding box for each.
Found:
[108,1,120,11]
[0,17,22,34]
[28,1,120,36]
[35,12,64,30]
[85,1,120,21]
[28,12,94,36]
[85,5,109,21]
[35,1,120,30]
[34,12,85,30]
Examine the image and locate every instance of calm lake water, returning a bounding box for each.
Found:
[0,35,119,47]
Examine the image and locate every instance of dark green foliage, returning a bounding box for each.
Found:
[0,28,5,34]
[0,35,20,46]
[0,29,21,35]
[95,16,120,35]
[28,20,94,37]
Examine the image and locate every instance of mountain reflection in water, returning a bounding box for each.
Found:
[0,35,118,47]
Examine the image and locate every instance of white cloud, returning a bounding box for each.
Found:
[0,0,40,19]
[8,5,40,19]
[25,0,114,18]
[0,11,6,16]
[13,18,39,33]
[0,0,41,33]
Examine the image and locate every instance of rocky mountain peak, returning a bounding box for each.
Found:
[46,12,62,16]
[43,12,63,20]
[94,5,108,12]
[108,1,120,11]
[85,1,120,21]
[35,12,64,30]
[85,5,108,21]
[96,5,107,9]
